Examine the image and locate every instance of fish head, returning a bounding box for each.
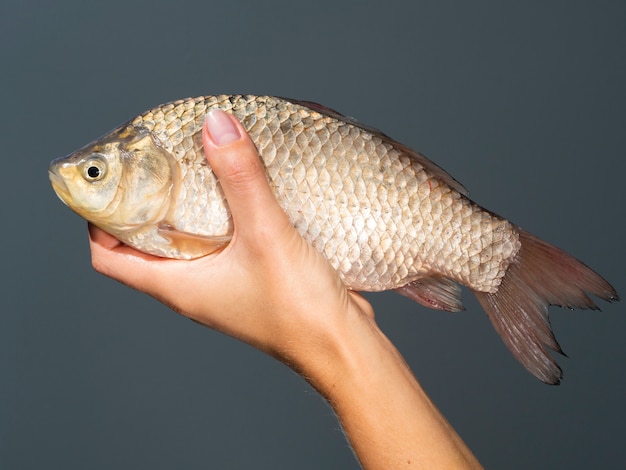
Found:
[49,124,176,232]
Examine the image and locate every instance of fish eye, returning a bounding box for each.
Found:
[82,155,107,182]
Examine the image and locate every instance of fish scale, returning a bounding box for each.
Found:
[49,94,618,383]
[130,95,518,292]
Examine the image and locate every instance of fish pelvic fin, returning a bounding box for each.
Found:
[395,276,465,312]
[474,228,619,385]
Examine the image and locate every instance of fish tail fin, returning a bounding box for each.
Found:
[473,228,619,385]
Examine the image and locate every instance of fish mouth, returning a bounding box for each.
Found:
[48,165,71,206]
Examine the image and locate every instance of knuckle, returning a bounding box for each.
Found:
[221,154,264,193]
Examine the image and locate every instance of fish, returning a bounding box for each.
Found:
[49,94,619,384]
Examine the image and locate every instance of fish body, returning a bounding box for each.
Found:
[49,95,618,383]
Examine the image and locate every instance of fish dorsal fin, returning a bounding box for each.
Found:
[282,97,469,197]
[394,276,465,312]
[157,225,231,258]
[385,139,469,197]
[281,98,390,137]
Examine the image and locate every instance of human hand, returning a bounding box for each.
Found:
[88,109,374,375]
[88,109,480,468]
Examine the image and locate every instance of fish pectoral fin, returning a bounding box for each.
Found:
[394,276,464,312]
[157,225,231,258]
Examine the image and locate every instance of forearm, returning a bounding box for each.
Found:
[302,310,482,469]
[88,112,480,469]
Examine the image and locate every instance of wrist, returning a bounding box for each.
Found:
[289,303,394,401]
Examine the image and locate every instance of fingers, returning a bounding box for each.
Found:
[88,111,299,308]
[88,223,159,264]
[88,223,122,251]
[88,224,167,290]
[202,110,292,238]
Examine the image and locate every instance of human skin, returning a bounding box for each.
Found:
[88,109,482,469]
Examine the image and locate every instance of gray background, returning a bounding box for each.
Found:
[2,1,624,468]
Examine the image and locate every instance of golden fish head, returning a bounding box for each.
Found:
[49,124,176,232]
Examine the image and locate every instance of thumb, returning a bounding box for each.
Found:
[202,109,290,233]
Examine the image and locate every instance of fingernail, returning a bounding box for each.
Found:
[205,109,241,146]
